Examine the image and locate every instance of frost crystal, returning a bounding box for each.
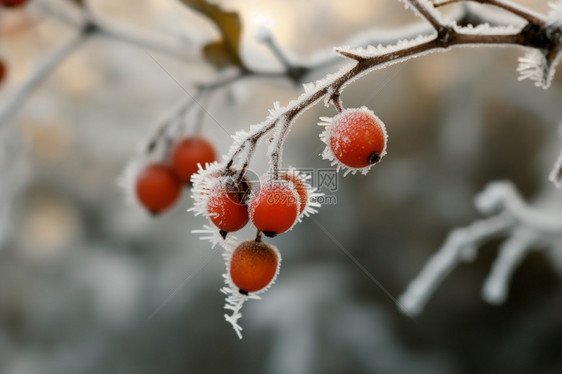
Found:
[337,34,434,62]
[188,161,225,219]
[516,49,558,89]
[453,23,519,36]
[318,107,388,176]
[281,167,323,220]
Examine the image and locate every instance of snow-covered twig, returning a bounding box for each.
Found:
[399,181,562,316]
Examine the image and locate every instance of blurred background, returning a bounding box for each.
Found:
[0,0,561,373]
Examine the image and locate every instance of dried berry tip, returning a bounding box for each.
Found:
[368,152,381,164]
[219,230,228,239]
[263,231,277,238]
[238,289,249,296]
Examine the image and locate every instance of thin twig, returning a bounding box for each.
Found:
[434,0,545,26]
[0,32,90,127]
[409,0,446,31]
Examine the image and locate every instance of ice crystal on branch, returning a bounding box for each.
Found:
[517,49,558,89]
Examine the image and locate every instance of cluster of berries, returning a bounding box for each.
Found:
[187,107,387,337]
[0,0,31,86]
[135,137,216,214]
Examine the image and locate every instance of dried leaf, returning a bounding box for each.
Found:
[179,0,243,69]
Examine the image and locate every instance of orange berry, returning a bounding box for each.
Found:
[249,179,299,237]
[229,240,279,294]
[136,164,182,214]
[207,178,249,234]
[0,0,29,8]
[328,108,386,168]
[171,137,216,183]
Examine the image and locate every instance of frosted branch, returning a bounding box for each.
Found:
[222,0,561,176]
[399,213,515,316]
[400,181,562,316]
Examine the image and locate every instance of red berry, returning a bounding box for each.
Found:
[171,137,216,183]
[0,0,29,8]
[327,108,386,168]
[136,164,182,214]
[0,59,6,86]
[207,178,249,234]
[229,240,279,293]
[249,179,299,237]
[280,171,308,215]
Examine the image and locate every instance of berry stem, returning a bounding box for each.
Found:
[331,93,344,113]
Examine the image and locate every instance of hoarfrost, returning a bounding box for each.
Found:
[517,49,558,89]
[188,161,225,219]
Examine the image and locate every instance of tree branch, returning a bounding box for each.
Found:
[434,0,545,26]
[408,0,446,31]
[222,7,560,174]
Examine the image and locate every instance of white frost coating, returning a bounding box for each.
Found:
[399,181,562,316]
[517,49,559,89]
[481,228,537,305]
[337,34,435,61]
[188,161,225,219]
[263,63,358,166]
[281,167,323,220]
[453,23,519,36]
[318,107,388,177]
[549,147,562,188]
[323,86,335,108]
